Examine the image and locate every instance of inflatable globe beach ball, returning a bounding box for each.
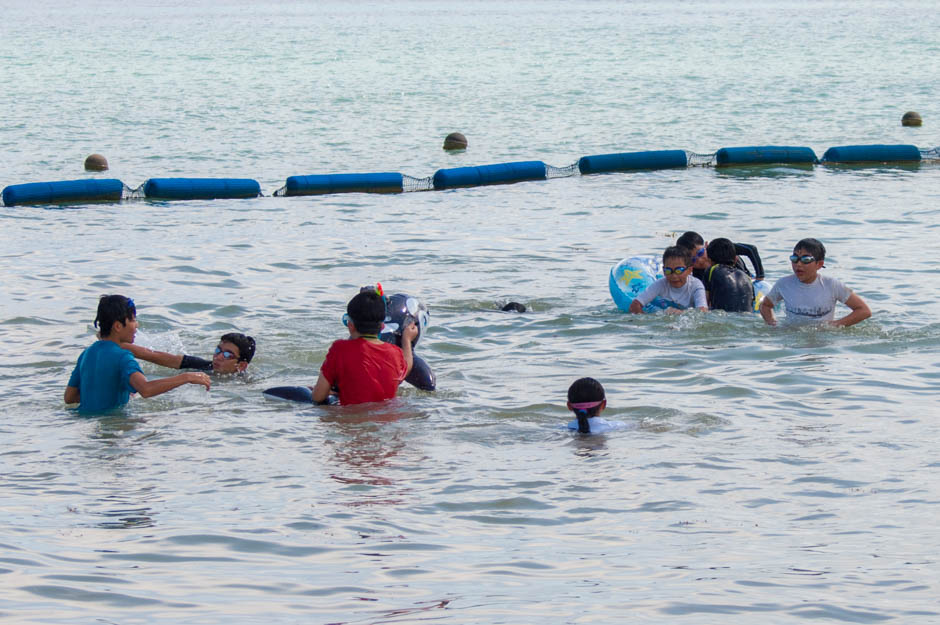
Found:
[609,256,662,313]
[380,294,430,347]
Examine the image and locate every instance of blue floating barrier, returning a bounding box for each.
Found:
[432,161,547,190]
[715,146,818,166]
[578,150,688,174]
[821,144,921,163]
[2,179,124,207]
[142,178,261,200]
[285,172,403,195]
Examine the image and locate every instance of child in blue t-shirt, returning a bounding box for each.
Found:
[65,295,211,413]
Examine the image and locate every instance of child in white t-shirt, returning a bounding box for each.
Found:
[760,238,871,327]
[629,246,708,314]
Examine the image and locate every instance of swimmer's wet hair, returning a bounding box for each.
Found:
[221,332,256,363]
[706,238,736,266]
[794,238,826,261]
[663,245,691,266]
[94,294,136,337]
[568,377,606,434]
[347,290,386,335]
[676,231,704,251]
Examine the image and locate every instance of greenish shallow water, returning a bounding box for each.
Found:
[1,1,939,623]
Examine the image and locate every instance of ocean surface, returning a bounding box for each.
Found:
[2,1,939,623]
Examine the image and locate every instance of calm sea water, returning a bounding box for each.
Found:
[2,1,939,623]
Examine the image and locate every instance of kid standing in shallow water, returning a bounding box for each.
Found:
[311,285,417,405]
[629,246,708,314]
[64,295,210,413]
[760,238,871,327]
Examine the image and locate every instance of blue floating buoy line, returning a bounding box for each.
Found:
[3,144,939,206]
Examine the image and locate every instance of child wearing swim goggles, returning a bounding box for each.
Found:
[629,246,708,314]
[759,238,871,327]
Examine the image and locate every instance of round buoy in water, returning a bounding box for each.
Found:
[901,111,922,127]
[84,154,109,171]
[443,132,468,150]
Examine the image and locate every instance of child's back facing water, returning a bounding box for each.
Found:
[565,377,629,434]
[311,286,417,405]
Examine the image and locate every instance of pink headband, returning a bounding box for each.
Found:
[569,400,604,410]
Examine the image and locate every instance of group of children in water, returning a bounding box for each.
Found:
[572,232,872,432]
[65,234,871,432]
[627,232,870,326]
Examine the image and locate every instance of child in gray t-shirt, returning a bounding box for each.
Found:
[760,238,871,327]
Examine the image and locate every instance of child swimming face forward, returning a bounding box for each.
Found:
[663,257,692,288]
[790,247,824,284]
[212,340,245,374]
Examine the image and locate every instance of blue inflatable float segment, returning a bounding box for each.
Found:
[285,172,403,195]
[715,146,818,166]
[578,150,688,174]
[2,179,124,207]
[432,161,547,190]
[821,144,921,163]
[142,178,261,200]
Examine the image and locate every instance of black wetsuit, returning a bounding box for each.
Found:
[693,242,764,284]
[705,264,754,312]
[179,355,213,372]
[733,243,764,280]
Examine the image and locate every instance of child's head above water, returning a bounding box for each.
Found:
[662,246,693,287]
[567,377,607,434]
[793,237,826,262]
[214,332,256,373]
[790,238,826,284]
[94,295,136,337]
[346,287,386,335]
[706,238,737,266]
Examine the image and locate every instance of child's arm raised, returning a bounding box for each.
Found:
[129,371,210,398]
[401,322,417,376]
[121,343,184,369]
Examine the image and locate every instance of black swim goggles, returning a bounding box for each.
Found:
[789,254,816,264]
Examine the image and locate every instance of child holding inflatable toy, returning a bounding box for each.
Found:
[628,246,708,314]
[311,285,417,405]
[64,295,211,413]
[759,238,871,327]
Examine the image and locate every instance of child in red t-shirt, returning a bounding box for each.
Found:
[311,286,417,405]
